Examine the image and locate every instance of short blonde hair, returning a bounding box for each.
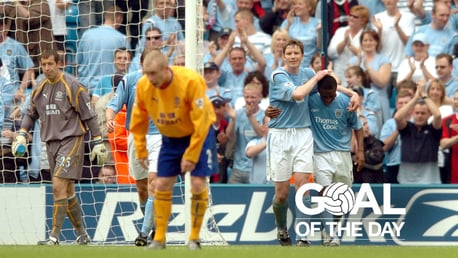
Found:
[271,29,290,53]
[244,82,262,93]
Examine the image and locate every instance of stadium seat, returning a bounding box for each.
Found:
[65,3,80,76]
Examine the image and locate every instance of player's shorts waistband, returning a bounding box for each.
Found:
[162,134,191,143]
[269,127,310,133]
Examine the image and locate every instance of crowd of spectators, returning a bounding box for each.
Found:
[1,0,458,185]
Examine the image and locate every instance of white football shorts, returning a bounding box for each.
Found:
[313,151,353,186]
[266,127,314,182]
[128,133,162,180]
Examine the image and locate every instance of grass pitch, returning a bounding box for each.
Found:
[3,245,458,258]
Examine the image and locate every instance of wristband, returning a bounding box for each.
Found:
[17,129,28,138]
[92,136,103,144]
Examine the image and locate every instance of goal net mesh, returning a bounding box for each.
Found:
[0,0,225,246]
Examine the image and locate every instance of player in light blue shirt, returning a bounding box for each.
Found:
[269,65,316,129]
[309,92,362,153]
[105,48,160,247]
[105,71,159,135]
[267,40,361,247]
[309,74,364,246]
[267,39,329,247]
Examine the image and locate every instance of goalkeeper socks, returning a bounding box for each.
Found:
[67,194,86,236]
[50,199,68,239]
[189,189,208,241]
[295,195,311,240]
[141,196,154,235]
[153,190,172,243]
[272,195,288,230]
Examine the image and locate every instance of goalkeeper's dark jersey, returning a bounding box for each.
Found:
[21,72,101,142]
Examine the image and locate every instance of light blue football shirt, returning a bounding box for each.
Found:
[93,75,115,98]
[77,25,130,94]
[0,37,34,88]
[309,92,362,153]
[268,66,316,129]
[106,70,159,135]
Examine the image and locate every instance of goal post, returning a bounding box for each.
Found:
[0,0,226,246]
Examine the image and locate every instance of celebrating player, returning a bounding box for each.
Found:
[267,39,329,246]
[266,39,359,246]
[309,74,364,246]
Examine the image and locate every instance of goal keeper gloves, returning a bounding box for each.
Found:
[12,129,28,157]
[90,136,108,165]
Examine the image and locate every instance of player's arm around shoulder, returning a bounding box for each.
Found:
[292,70,328,101]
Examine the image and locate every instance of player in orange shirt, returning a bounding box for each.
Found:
[130,49,216,250]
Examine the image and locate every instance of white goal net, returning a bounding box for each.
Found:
[0,0,225,246]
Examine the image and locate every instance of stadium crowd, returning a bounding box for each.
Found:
[0,0,458,187]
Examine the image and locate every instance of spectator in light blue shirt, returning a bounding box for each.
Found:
[0,58,16,119]
[213,31,266,106]
[77,5,130,95]
[435,53,458,98]
[0,16,34,102]
[280,0,320,69]
[92,48,132,104]
[129,27,176,72]
[135,0,184,58]
[404,2,455,58]
[225,82,265,184]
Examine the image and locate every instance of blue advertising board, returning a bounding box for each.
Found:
[42,184,458,245]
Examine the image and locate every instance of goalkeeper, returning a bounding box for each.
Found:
[130,49,216,250]
[13,49,107,245]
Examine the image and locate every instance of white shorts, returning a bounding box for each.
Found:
[128,133,162,180]
[313,151,353,186]
[266,128,314,182]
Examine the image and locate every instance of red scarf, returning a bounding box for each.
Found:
[331,0,350,35]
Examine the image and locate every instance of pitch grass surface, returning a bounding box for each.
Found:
[2,245,458,258]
